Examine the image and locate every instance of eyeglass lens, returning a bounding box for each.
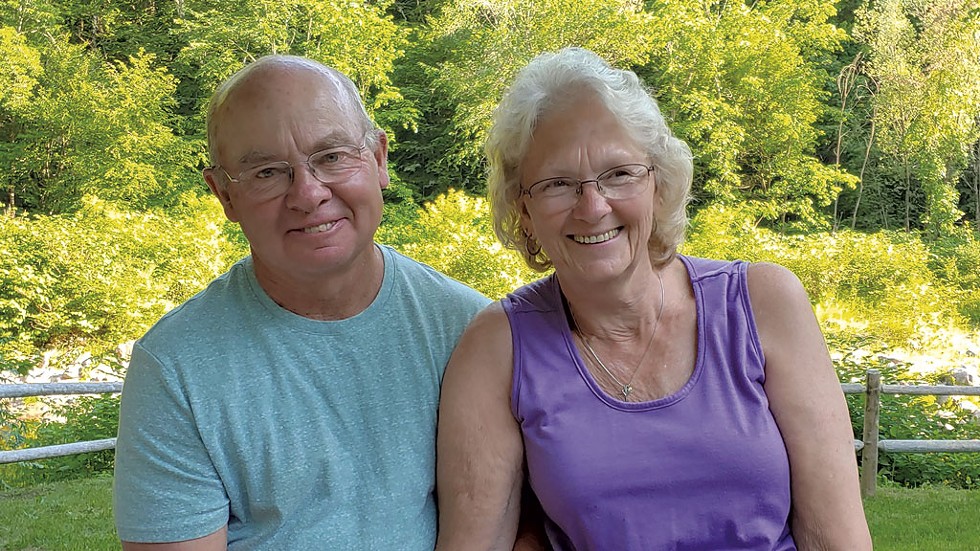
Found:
[235,145,365,199]
[526,164,651,207]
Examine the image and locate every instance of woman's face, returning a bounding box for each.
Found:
[519,93,657,285]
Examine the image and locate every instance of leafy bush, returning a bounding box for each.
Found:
[0,394,119,487]
[0,195,246,373]
[929,230,980,326]
[686,203,962,343]
[378,189,538,299]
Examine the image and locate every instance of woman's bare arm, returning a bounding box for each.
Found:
[435,304,527,551]
[749,263,872,550]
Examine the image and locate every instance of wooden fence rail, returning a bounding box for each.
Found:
[0,382,122,465]
[2,372,980,496]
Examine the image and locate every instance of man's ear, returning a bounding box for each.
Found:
[373,130,390,190]
[203,168,240,223]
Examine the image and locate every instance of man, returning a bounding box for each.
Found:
[113,55,490,549]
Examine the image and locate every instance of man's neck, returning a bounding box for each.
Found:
[253,244,385,321]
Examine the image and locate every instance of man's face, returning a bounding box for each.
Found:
[205,65,389,286]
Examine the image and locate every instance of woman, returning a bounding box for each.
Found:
[435,48,872,550]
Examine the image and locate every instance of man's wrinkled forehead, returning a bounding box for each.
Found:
[211,62,365,154]
[221,62,353,119]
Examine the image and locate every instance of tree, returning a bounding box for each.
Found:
[853,0,980,236]
[393,0,655,199]
[640,0,855,228]
[175,0,412,134]
[0,26,41,215]
[9,41,200,213]
[967,117,980,225]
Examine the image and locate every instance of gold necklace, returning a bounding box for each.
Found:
[573,270,665,399]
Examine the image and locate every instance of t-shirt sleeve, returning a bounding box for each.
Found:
[113,342,229,543]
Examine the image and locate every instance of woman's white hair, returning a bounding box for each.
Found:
[487,47,693,271]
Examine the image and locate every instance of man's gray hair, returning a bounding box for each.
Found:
[205,55,379,168]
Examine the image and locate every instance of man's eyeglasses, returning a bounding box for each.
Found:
[522,163,654,211]
[211,144,367,200]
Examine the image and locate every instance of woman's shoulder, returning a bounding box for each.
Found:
[745,261,806,298]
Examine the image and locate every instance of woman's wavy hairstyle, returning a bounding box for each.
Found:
[486,47,693,272]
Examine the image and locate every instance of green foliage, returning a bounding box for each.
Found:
[687,203,960,343]
[0,26,41,111]
[5,39,202,213]
[378,188,536,299]
[394,0,654,199]
[0,196,245,373]
[175,0,412,133]
[851,0,980,235]
[0,394,120,486]
[929,230,980,325]
[641,0,854,227]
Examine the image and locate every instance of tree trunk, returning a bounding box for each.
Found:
[904,155,911,231]
[834,54,861,232]
[973,138,980,226]
[852,109,877,230]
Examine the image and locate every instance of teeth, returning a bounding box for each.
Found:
[304,222,336,234]
[573,228,620,244]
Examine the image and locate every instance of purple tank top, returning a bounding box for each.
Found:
[502,256,795,551]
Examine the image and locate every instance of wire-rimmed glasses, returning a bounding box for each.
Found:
[521,163,654,212]
[210,143,368,200]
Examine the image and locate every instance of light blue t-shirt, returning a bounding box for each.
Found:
[113,245,490,549]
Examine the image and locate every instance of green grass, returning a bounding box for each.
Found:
[1,476,979,550]
[0,474,117,551]
[865,484,980,550]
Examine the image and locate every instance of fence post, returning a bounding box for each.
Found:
[860,369,881,498]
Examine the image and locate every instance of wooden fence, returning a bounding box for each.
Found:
[0,382,121,464]
[842,368,980,497]
[2,370,980,497]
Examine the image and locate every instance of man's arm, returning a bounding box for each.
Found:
[122,526,227,551]
[114,343,230,546]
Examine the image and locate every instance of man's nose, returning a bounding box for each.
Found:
[285,163,333,211]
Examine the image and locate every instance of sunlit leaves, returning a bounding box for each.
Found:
[0,196,244,373]
[378,189,536,299]
[175,0,410,128]
[853,0,980,235]
[643,0,851,227]
[0,27,40,112]
[12,43,199,212]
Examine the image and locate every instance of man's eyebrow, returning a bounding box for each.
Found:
[237,151,280,166]
[235,132,362,165]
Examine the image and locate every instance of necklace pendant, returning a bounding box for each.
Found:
[622,384,633,398]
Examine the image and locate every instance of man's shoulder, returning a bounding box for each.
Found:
[140,258,253,344]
